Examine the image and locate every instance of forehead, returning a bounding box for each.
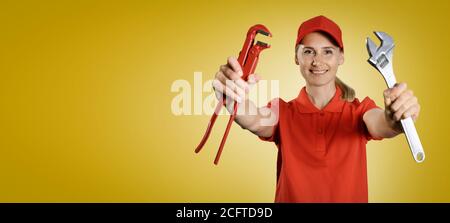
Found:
[301,32,335,47]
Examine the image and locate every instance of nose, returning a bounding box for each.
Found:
[312,56,322,66]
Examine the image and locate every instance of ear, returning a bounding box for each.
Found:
[338,52,344,65]
[295,44,300,65]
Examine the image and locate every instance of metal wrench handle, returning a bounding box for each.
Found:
[379,65,425,163]
[401,117,425,162]
[366,31,425,163]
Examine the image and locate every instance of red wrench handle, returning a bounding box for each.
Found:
[213,102,238,165]
[195,25,271,165]
[195,102,223,153]
[211,45,265,164]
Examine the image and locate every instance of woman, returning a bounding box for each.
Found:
[212,15,420,202]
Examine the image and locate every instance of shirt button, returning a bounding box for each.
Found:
[320,112,325,116]
[318,128,323,134]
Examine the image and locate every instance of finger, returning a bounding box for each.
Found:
[393,98,418,121]
[212,79,224,93]
[213,78,244,100]
[411,107,420,121]
[388,82,407,101]
[224,85,242,104]
[236,79,249,93]
[222,65,248,93]
[227,56,243,76]
[213,79,242,103]
[399,104,420,121]
[384,89,392,107]
[393,110,402,122]
[394,97,417,120]
[212,79,225,102]
[225,79,246,100]
[212,79,225,103]
[222,64,241,80]
[384,89,393,118]
[215,70,228,85]
[391,90,414,112]
[412,104,421,121]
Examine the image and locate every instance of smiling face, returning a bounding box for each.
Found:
[295,32,344,87]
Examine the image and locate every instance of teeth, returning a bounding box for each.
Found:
[311,70,327,74]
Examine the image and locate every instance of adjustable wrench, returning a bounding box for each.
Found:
[366,31,425,163]
[195,25,272,165]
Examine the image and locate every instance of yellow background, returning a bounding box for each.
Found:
[1,0,449,202]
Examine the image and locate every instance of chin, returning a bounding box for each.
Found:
[307,80,332,87]
[304,73,335,87]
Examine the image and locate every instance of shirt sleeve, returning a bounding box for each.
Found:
[258,98,282,144]
[358,97,383,141]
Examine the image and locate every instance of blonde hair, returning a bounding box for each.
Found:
[335,76,355,102]
[295,44,355,102]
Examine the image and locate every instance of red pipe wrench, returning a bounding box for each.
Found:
[195,24,272,165]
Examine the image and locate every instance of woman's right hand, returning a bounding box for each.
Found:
[212,56,274,137]
[212,56,259,105]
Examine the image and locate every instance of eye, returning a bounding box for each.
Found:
[324,49,334,55]
[303,49,314,55]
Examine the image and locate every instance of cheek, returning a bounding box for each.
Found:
[299,64,309,75]
[326,59,340,71]
[299,70,306,80]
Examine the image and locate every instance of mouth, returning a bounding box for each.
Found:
[309,69,328,75]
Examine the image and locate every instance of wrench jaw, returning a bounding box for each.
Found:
[237,25,271,82]
[238,25,272,68]
[248,24,272,38]
[375,31,394,47]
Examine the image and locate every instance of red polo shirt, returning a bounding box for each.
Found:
[260,85,381,203]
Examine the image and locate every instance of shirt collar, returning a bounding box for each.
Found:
[295,85,345,113]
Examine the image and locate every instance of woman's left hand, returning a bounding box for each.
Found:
[383,82,421,132]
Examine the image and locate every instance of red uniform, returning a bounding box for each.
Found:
[260,86,381,202]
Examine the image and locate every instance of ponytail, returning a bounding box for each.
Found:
[335,77,355,102]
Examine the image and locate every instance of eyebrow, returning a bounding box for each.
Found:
[303,46,337,50]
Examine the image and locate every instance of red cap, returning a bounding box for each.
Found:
[296,15,343,50]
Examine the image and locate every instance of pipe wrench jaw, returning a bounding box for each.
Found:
[255,28,272,49]
[366,31,396,87]
[248,24,272,38]
[256,29,271,37]
[256,40,270,48]
[238,25,272,68]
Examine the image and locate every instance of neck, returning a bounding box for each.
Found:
[305,82,336,110]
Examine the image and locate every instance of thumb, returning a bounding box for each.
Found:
[384,89,392,107]
[383,89,394,119]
